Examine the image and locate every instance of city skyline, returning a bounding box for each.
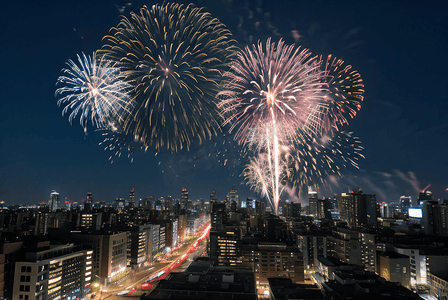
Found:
[1,0,447,205]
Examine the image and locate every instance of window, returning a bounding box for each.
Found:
[20,266,31,273]
[19,285,30,292]
[20,276,31,282]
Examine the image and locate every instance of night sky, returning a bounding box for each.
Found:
[1,0,447,205]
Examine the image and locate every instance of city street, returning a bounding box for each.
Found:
[93,223,210,300]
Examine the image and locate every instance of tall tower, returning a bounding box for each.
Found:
[84,192,93,211]
[210,191,218,203]
[49,190,59,212]
[229,189,239,210]
[399,196,412,214]
[308,186,318,217]
[181,188,188,211]
[129,188,135,208]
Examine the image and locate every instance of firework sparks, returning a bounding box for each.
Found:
[243,152,289,209]
[286,131,364,196]
[98,120,144,164]
[99,3,237,153]
[218,38,327,214]
[219,39,364,214]
[55,52,132,131]
[218,38,327,147]
[321,55,364,132]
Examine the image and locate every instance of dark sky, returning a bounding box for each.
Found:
[1,0,447,206]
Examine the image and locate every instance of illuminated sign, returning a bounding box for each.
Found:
[409,208,423,218]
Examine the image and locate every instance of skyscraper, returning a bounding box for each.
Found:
[84,192,93,211]
[229,189,239,210]
[400,196,412,214]
[181,188,188,212]
[308,187,318,217]
[210,191,218,203]
[418,189,433,205]
[338,190,377,229]
[49,190,59,212]
[129,188,135,208]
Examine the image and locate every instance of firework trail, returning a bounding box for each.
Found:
[218,38,328,214]
[99,3,237,153]
[243,142,290,212]
[55,52,132,132]
[219,39,364,214]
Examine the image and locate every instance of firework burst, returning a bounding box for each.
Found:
[219,39,365,214]
[218,38,327,146]
[218,38,328,214]
[55,52,132,131]
[99,3,237,153]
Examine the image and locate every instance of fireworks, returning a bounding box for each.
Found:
[321,55,364,132]
[285,131,364,196]
[99,3,237,152]
[55,2,366,207]
[218,38,327,214]
[219,39,364,214]
[55,52,132,131]
[243,150,290,211]
[98,120,143,163]
[218,38,326,146]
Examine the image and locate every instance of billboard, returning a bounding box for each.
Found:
[408,208,423,218]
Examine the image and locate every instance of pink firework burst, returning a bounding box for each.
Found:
[218,39,365,215]
[218,38,327,147]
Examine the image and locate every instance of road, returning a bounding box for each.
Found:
[94,223,210,300]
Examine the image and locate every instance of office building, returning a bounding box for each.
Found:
[129,189,135,209]
[48,191,59,213]
[308,188,318,217]
[337,190,377,229]
[12,242,92,300]
[400,196,412,214]
[181,188,188,212]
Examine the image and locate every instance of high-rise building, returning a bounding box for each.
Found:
[210,191,218,203]
[180,188,188,212]
[51,230,127,281]
[129,188,135,208]
[84,192,93,211]
[13,243,92,300]
[419,189,433,205]
[400,196,412,214]
[246,197,254,216]
[317,197,332,220]
[229,190,239,210]
[211,227,242,266]
[284,201,301,219]
[308,187,318,217]
[48,190,59,212]
[242,242,304,290]
[337,190,377,229]
[211,202,227,232]
[380,202,390,218]
[165,195,173,212]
